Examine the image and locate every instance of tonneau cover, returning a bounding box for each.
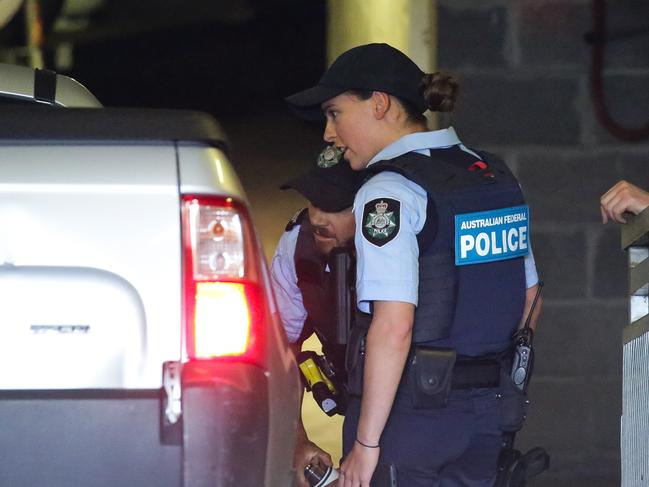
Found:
[0,106,228,150]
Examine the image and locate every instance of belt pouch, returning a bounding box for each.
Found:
[410,346,456,409]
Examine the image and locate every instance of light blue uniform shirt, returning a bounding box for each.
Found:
[270,225,306,343]
[353,127,538,313]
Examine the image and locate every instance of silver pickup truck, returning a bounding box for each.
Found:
[0,64,300,487]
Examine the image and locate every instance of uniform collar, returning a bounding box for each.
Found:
[367,127,461,166]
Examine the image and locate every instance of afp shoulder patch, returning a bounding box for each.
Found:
[362,198,401,247]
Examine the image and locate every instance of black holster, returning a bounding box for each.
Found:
[494,351,549,486]
[497,368,529,433]
[494,438,550,487]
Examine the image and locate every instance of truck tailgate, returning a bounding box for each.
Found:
[0,144,182,389]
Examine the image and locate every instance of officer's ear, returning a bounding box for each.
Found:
[370,91,391,120]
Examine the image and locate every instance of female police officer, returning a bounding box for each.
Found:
[286,43,541,487]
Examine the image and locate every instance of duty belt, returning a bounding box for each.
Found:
[353,336,504,394]
[399,349,504,390]
[450,356,502,389]
[351,337,504,396]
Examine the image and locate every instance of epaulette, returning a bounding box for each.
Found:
[285,208,308,232]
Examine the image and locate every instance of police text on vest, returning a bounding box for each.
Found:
[454,205,530,266]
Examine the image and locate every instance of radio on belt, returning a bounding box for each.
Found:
[511,281,544,392]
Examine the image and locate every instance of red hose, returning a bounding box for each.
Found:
[590,0,649,142]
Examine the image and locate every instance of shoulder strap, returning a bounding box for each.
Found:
[285,207,308,232]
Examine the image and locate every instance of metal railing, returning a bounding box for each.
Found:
[621,207,649,486]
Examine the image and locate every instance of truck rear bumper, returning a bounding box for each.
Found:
[0,362,269,487]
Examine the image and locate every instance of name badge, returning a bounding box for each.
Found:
[455,205,529,266]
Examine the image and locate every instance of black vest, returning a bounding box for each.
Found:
[366,146,526,356]
[291,210,334,343]
[288,210,350,375]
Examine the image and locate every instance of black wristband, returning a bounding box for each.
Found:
[356,438,379,449]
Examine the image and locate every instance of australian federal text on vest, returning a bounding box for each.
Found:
[454,205,530,266]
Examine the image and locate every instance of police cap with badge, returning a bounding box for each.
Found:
[280,157,364,213]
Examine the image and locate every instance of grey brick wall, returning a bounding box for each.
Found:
[438,0,649,483]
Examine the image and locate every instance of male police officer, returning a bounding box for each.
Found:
[271,161,365,487]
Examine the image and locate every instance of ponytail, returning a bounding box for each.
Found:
[420,72,459,113]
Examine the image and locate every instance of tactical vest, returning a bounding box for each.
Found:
[291,210,334,343]
[366,146,526,356]
[287,209,350,375]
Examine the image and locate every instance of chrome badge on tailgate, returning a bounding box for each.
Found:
[30,325,91,334]
[0,266,146,390]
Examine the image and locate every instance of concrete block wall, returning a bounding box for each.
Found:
[438,0,649,483]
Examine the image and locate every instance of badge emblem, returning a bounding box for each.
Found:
[362,198,400,247]
[317,145,345,168]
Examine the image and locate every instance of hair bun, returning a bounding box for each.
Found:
[420,72,458,113]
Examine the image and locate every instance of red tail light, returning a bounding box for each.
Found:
[181,195,265,365]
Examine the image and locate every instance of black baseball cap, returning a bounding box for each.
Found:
[280,161,365,212]
[286,43,426,120]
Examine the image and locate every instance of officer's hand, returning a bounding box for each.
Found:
[601,180,649,224]
[294,437,333,487]
[339,441,379,487]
